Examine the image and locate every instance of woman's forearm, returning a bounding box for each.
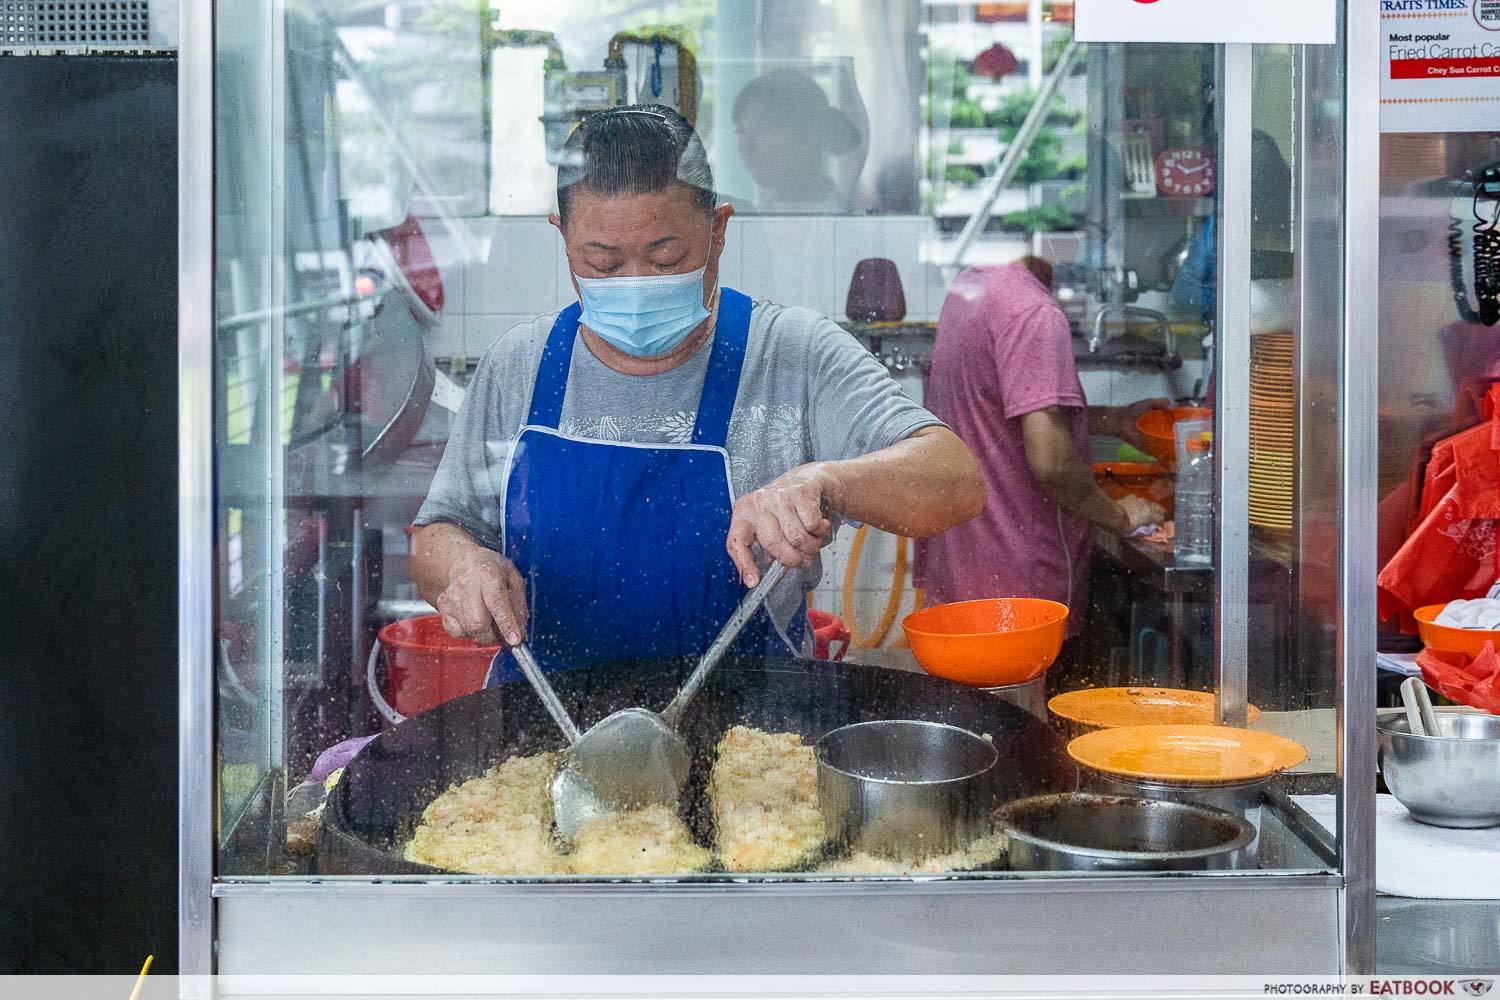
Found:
[817,426,985,538]
[1087,405,1131,439]
[1023,408,1130,534]
[1034,455,1130,534]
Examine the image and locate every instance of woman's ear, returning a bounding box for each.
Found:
[711,202,735,259]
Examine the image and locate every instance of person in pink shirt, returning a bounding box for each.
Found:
[914,258,1166,642]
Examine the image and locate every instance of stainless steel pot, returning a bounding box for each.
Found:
[1084,771,1271,859]
[1378,712,1500,829]
[816,720,999,860]
[994,792,1255,871]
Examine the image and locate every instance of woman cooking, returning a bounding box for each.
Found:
[411,105,983,684]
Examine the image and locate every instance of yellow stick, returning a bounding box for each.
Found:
[128,955,154,1000]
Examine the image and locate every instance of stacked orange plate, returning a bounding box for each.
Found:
[1048,687,1262,739]
[1249,332,1294,532]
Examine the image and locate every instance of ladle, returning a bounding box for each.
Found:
[552,562,791,839]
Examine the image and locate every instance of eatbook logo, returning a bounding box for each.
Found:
[1464,982,1494,998]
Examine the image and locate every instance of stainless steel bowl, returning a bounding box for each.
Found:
[816,720,999,860]
[1378,712,1500,829]
[995,792,1254,871]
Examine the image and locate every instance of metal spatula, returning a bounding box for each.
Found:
[552,561,791,839]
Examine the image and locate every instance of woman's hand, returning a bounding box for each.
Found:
[726,463,834,586]
[428,541,530,647]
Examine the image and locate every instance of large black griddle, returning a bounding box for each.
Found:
[315,656,1077,876]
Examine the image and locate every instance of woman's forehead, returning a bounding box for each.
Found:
[562,188,711,247]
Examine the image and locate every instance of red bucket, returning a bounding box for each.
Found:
[374,615,499,721]
[809,609,850,661]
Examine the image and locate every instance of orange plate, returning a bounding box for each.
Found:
[1048,687,1262,730]
[1135,406,1212,469]
[902,597,1068,687]
[1414,603,1500,658]
[1068,724,1307,784]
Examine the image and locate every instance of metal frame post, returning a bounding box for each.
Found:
[1338,0,1381,974]
[178,0,216,978]
[1215,44,1253,728]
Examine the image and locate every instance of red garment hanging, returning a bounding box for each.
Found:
[1417,642,1500,714]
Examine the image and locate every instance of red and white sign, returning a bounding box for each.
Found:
[1382,0,1500,133]
[1074,0,1336,45]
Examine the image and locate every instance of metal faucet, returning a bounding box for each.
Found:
[1089,304,1177,364]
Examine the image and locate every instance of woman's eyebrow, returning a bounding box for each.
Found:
[581,235,682,252]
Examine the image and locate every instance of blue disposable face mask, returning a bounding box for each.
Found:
[575,260,714,358]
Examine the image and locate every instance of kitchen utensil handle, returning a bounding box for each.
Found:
[512,642,582,744]
[1414,677,1441,737]
[662,561,791,727]
[1400,676,1439,738]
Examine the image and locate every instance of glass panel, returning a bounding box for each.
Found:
[213,1,1345,880]
[1377,128,1500,693]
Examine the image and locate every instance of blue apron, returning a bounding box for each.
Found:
[487,288,802,685]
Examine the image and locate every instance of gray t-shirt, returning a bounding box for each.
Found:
[414,299,942,638]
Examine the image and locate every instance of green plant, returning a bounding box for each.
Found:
[999,204,1079,233]
[1058,152,1088,179]
[1043,35,1082,73]
[986,89,1079,131]
[950,61,975,101]
[1010,127,1063,185]
[945,164,982,186]
[949,100,986,130]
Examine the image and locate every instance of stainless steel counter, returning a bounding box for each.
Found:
[1093,530,1212,596]
[1377,896,1500,974]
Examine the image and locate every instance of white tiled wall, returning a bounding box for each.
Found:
[426,314,465,360]
[735,217,842,317]
[465,218,562,316]
[1079,364,1205,409]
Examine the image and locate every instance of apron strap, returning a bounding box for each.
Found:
[691,288,753,449]
[526,303,583,429]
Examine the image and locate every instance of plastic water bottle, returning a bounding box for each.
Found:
[1174,425,1213,565]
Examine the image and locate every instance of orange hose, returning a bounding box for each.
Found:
[842,527,912,649]
[892,587,925,648]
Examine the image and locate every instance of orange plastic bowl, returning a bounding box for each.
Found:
[1414,603,1500,659]
[1135,406,1212,469]
[902,598,1069,687]
[1094,460,1175,518]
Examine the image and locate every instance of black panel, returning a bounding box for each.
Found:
[0,55,178,973]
